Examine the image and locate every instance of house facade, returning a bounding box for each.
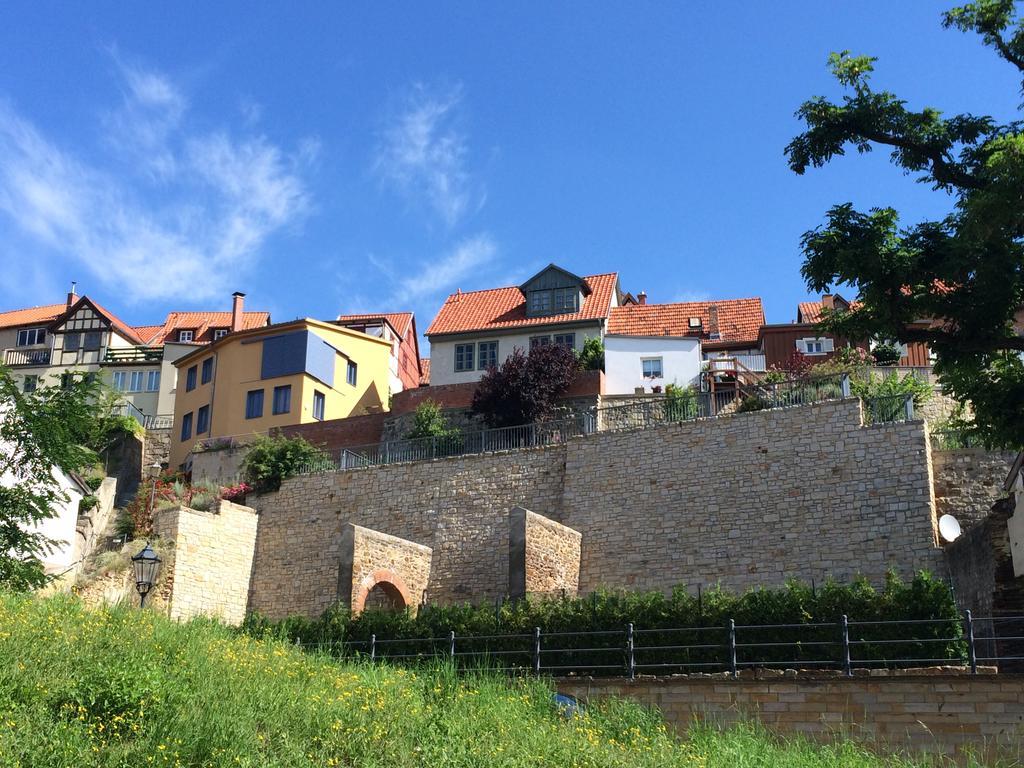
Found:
[335,312,422,394]
[604,296,765,395]
[425,265,620,386]
[760,294,931,369]
[169,318,393,468]
[0,287,270,420]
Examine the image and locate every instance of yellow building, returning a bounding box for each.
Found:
[169,318,392,468]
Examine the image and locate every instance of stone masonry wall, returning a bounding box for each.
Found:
[143,428,171,471]
[153,499,258,625]
[249,398,945,618]
[558,673,1024,758]
[562,399,943,594]
[249,448,567,618]
[341,525,433,613]
[508,507,581,599]
[931,448,1018,531]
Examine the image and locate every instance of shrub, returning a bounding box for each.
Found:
[405,400,461,440]
[471,345,578,428]
[664,383,699,420]
[577,337,604,371]
[851,371,932,407]
[737,395,769,413]
[78,495,98,512]
[871,342,903,366]
[241,435,331,493]
[220,482,253,503]
[85,476,103,491]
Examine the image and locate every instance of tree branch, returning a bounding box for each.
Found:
[859,129,985,190]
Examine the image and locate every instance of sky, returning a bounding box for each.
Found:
[0,2,1020,352]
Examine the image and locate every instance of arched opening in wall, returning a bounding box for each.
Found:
[362,581,406,612]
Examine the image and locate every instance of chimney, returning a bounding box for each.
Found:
[637,291,647,306]
[708,304,720,339]
[821,294,835,310]
[66,281,78,310]
[231,292,245,333]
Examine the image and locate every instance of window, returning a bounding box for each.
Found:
[63,332,81,351]
[129,371,144,392]
[83,331,101,351]
[178,330,194,342]
[196,405,210,435]
[528,290,552,314]
[312,390,325,421]
[454,343,475,372]
[22,375,37,393]
[642,358,664,378]
[180,412,193,442]
[553,333,576,349]
[346,360,358,387]
[16,328,46,346]
[477,341,498,370]
[112,371,127,391]
[552,288,578,313]
[530,335,552,350]
[146,370,160,392]
[201,358,213,384]
[797,337,834,356]
[245,389,264,419]
[272,385,291,415]
[185,365,198,392]
[213,329,228,340]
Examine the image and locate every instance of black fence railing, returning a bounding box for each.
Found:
[300,374,853,474]
[862,394,915,425]
[291,611,1024,678]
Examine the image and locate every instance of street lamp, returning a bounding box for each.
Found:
[147,462,161,518]
[131,543,161,608]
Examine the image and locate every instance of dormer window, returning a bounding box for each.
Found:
[213,329,228,340]
[178,330,194,342]
[520,264,588,318]
[688,317,702,329]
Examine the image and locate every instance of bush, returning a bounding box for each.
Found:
[737,395,769,413]
[664,383,699,420]
[577,337,604,371]
[241,435,331,492]
[248,572,962,674]
[405,400,461,440]
[78,495,98,513]
[471,345,578,428]
[851,371,932,407]
[85,476,103,491]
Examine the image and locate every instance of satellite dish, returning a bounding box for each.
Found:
[939,514,962,543]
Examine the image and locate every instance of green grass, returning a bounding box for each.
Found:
[0,593,991,767]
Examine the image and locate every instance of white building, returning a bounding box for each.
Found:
[604,334,702,393]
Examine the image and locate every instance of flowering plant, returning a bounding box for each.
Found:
[220,482,252,502]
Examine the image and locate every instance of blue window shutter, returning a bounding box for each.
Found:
[181,412,192,441]
[245,389,264,419]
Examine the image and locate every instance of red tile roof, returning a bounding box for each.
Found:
[0,303,67,330]
[419,357,430,385]
[607,298,765,346]
[336,312,414,338]
[426,273,619,336]
[797,301,824,324]
[145,311,270,346]
[132,325,166,344]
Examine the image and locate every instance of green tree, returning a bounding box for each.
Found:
[787,1,1024,447]
[241,435,330,493]
[577,337,605,371]
[0,368,103,590]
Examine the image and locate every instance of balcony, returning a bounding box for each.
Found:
[104,346,164,364]
[4,348,51,366]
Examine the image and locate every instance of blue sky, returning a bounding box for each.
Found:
[0,2,1019,350]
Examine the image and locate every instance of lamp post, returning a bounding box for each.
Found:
[147,462,161,520]
[130,543,161,608]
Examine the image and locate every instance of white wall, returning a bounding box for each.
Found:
[429,322,603,386]
[604,335,702,395]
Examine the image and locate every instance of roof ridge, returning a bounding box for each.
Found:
[442,272,619,299]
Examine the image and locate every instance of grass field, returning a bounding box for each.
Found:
[0,593,995,767]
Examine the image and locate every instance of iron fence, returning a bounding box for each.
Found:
[862,394,915,424]
[292,612,1024,678]
[112,401,173,430]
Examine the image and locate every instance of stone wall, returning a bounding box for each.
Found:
[562,400,942,594]
[153,499,258,625]
[74,477,117,567]
[249,398,946,618]
[558,672,1024,758]
[143,428,171,471]
[931,448,1017,531]
[340,525,432,613]
[508,507,581,599]
[190,446,248,484]
[249,447,567,618]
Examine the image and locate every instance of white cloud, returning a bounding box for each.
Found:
[0,61,313,303]
[391,233,497,303]
[375,84,484,227]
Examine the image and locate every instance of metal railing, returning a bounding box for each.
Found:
[862,394,915,424]
[111,401,173,430]
[706,353,767,372]
[104,346,164,363]
[3,347,51,366]
[292,612,1024,678]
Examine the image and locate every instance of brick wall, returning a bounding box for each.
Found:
[249,399,945,618]
[508,507,581,599]
[931,448,1017,530]
[557,672,1024,758]
[153,499,258,625]
[278,411,386,453]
